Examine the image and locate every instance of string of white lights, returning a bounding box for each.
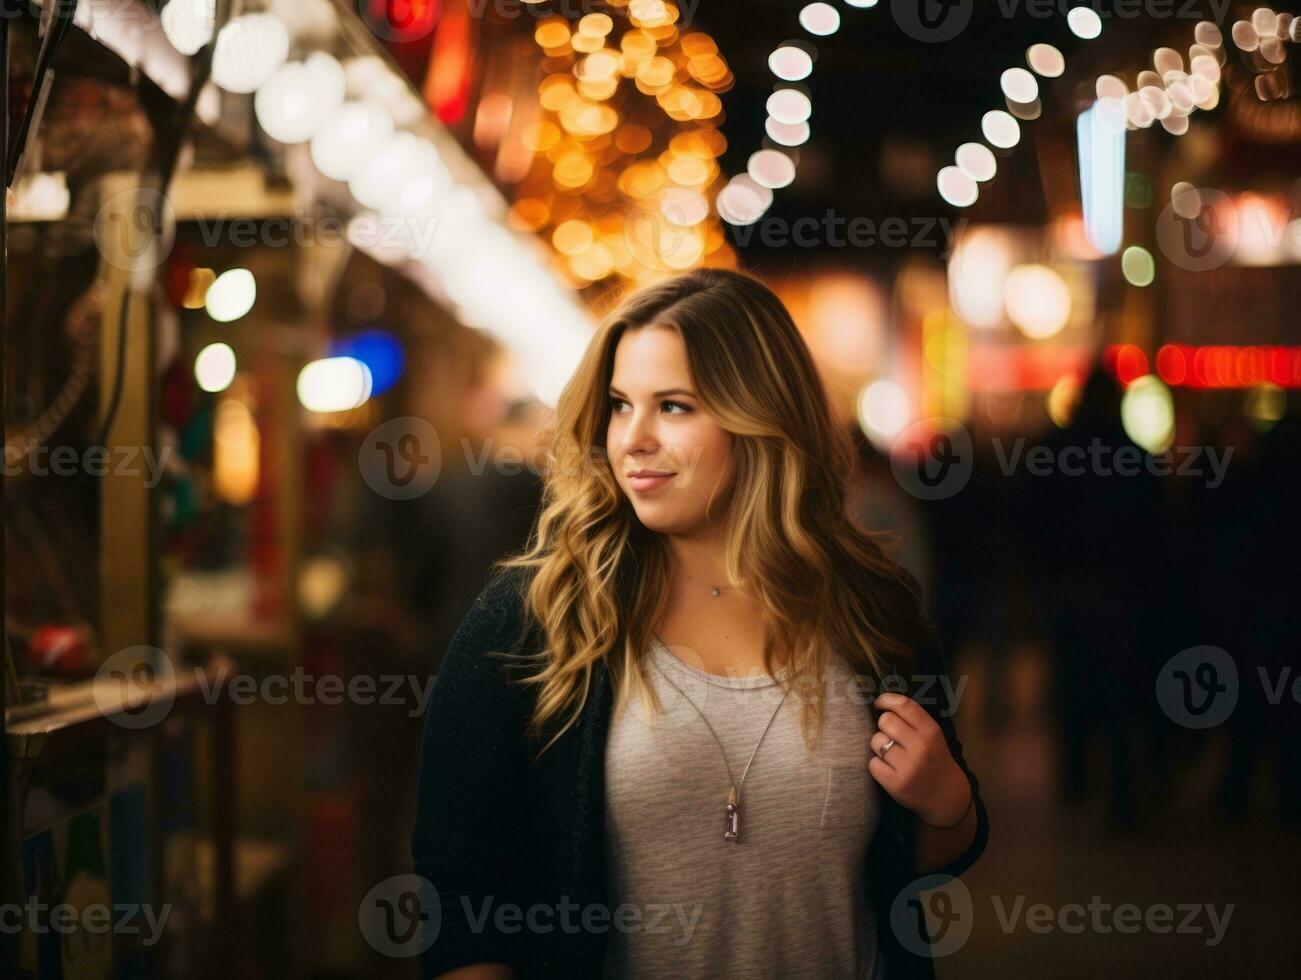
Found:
[1228,8,1299,101]
[717,0,881,227]
[939,8,1109,208]
[716,3,1111,220]
[1090,21,1225,143]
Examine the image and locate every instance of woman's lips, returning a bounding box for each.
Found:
[628,473,675,493]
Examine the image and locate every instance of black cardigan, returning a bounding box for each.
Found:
[411,566,989,979]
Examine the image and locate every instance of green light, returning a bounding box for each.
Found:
[1122,246,1155,287]
[1124,172,1152,209]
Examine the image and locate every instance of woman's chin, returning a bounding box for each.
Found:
[630,504,693,536]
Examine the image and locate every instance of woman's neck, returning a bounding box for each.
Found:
[664,526,732,598]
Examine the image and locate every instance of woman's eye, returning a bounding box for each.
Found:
[609,397,690,414]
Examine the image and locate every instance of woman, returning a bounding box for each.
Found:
[411,268,987,979]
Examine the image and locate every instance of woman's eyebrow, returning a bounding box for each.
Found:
[608,385,696,398]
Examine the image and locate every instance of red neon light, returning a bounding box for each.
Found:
[1155,344,1187,384]
[366,0,439,41]
[1107,344,1149,386]
[426,0,472,125]
[1106,344,1301,388]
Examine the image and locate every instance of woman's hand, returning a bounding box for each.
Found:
[868,691,973,827]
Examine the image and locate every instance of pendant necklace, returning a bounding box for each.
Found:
[651,596,790,843]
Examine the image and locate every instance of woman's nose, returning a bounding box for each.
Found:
[621,406,659,455]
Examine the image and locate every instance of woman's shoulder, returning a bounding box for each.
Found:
[474,562,533,621]
[440,563,540,674]
[430,564,541,723]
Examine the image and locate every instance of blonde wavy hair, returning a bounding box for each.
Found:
[496,268,926,754]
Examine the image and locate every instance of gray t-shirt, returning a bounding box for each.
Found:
[602,634,884,979]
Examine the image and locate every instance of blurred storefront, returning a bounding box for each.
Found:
[2,1,585,975]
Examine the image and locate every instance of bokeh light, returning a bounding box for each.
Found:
[1004,264,1071,339]
[1120,374,1175,452]
[205,269,257,323]
[195,342,237,393]
[1122,245,1156,287]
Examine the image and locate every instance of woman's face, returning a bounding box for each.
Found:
[606,326,737,536]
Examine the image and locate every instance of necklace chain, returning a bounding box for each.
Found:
[649,635,791,841]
